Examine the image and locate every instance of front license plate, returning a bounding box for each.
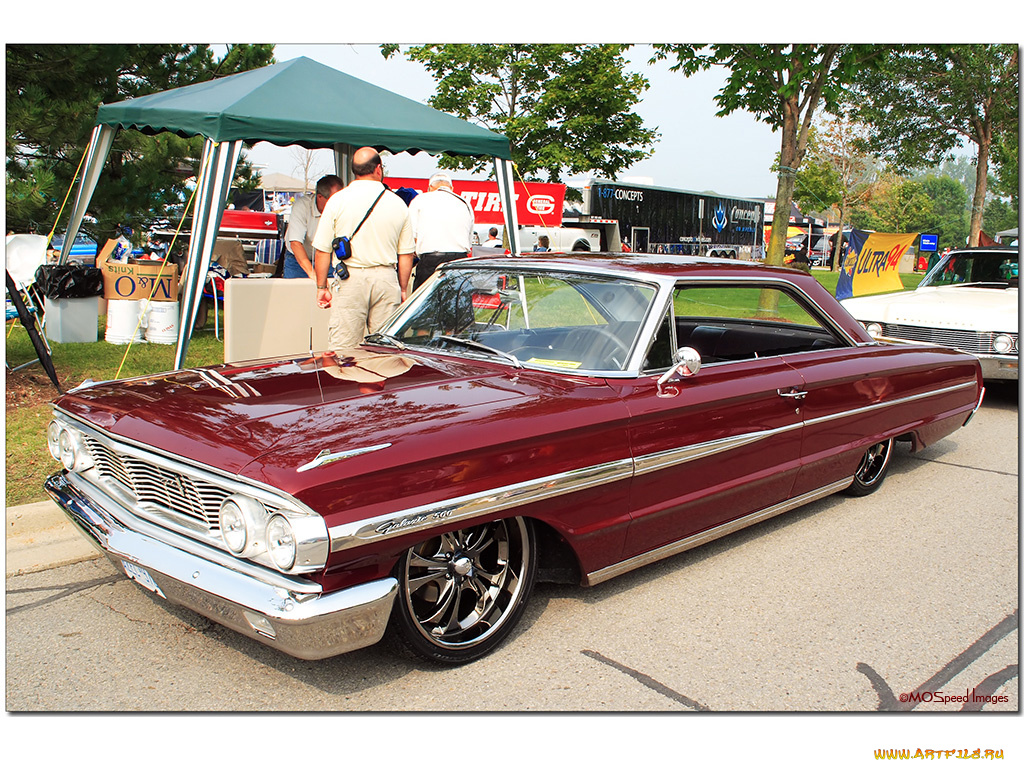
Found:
[122,560,166,599]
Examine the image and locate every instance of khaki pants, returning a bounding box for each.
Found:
[328,266,401,350]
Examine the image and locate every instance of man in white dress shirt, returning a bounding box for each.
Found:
[407,172,476,291]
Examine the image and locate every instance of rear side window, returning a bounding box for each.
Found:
[669,284,844,365]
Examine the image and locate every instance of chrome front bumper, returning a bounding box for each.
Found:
[44,472,397,660]
[977,355,1019,381]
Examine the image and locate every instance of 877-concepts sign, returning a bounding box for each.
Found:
[387,177,566,227]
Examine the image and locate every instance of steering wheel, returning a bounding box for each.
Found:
[568,326,632,370]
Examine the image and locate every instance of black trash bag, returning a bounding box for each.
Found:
[34,264,103,299]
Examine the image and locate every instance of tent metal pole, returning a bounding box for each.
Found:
[58,125,116,264]
[494,158,520,255]
[333,143,354,186]
[173,139,243,370]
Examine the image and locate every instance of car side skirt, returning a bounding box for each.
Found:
[582,477,854,586]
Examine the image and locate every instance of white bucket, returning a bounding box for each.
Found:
[104,299,145,344]
[144,300,179,344]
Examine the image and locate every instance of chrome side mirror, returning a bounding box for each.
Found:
[656,346,702,396]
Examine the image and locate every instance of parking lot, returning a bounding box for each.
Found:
[6,383,1017,755]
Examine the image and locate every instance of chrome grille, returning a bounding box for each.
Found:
[83,437,232,531]
[879,323,1018,355]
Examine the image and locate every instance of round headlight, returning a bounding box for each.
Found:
[864,322,883,338]
[993,334,1013,354]
[219,499,248,554]
[59,430,77,470]
[47,421,62,460]
[266,515,296,571]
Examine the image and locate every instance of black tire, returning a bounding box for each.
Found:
[845,438,894,496]
[390,517,536,665]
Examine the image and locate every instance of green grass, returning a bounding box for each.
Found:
[5,310,225,507]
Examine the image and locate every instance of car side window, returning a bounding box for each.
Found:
[672,284,843,364]
[641,310,675,372]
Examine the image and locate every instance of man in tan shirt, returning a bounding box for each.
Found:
[313,147,415,350]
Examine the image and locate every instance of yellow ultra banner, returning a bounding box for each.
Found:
[838,231,918,299]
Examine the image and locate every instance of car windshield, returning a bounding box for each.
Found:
[383,267,659,372]
[920,251,1019,288]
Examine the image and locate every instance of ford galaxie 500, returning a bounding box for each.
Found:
[46,255,983,664]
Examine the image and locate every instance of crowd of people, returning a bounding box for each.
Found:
[282,146,489,351]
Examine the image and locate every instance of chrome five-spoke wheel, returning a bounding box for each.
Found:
[391,517,536,664]
[846,437,894,496]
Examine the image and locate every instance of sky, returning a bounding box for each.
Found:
[242,44,783,200]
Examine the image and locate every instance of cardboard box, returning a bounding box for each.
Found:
[98,239,178,301]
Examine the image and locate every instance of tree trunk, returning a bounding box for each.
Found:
[968,129,990,247]
[766,101,801,268]
[832,198,848,272]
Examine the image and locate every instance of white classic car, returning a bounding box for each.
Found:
[841,247,1019,380]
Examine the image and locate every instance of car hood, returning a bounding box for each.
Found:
[841,286,1019,333]
[54,349,543,478]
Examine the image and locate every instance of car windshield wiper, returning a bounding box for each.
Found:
[435,335,523,368]
[363,332,407,350]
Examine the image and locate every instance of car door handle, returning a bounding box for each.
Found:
[777,389,807,401]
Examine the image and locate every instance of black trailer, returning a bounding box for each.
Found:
[581,179,764,259]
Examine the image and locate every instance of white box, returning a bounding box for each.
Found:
[44,297,99,343]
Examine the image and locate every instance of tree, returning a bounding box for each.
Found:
[987,127,1018,233]
[784,117,881,268]
[918,174,969,250]
[849,44,1018,246]
[6,44,275,242]
[291,146,326,190]
[652,44,883,273]
[380,44,658,183]
[851,175,937,237]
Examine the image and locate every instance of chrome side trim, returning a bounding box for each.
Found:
[328,457,634,553]
[802,381,977,428]
[633,424,800,477]
[327,381,976,553]
[963,386,986,427]
[583,477,854,586]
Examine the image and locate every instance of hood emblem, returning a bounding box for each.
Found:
[297,443,392,473]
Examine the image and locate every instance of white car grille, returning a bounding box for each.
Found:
[879,323,1018,355]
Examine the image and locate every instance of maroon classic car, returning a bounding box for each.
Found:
[45,254,984,664]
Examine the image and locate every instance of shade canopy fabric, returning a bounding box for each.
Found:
[95,56,511,159]
[260,172,313,192]
[61,55,519,371]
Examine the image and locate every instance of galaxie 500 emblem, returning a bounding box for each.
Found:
[375,509,453,535]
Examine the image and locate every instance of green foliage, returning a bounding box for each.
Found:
[651,45,882,131]
[851,45,1018,171]
[778,129,844,216]
[984,197,1019,236]
[849,173,971,249]
[918,174,969,249]
[380,44,658,182]
[988,128,1019,221]
[849,45,1018,244]
[651,45,886,269]
[6,44,275,243]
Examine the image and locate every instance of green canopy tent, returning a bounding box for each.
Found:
[58,56,519,369]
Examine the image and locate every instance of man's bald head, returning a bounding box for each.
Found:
[352,147,383,178]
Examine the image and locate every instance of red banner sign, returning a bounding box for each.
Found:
[387,177,566,227]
